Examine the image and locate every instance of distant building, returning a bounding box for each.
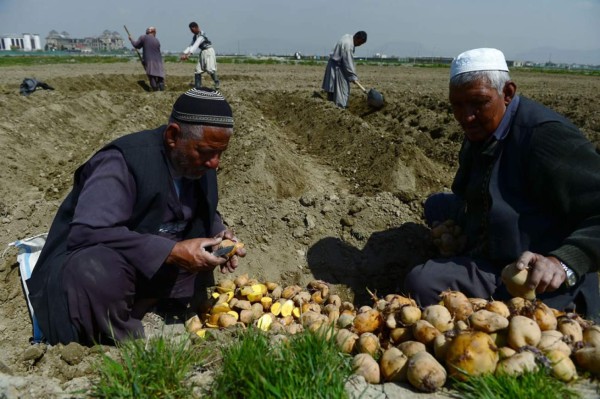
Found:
[45,30,125,52]
[0,33,42,51]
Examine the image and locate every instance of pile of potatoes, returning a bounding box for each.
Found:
[186,274,600,393]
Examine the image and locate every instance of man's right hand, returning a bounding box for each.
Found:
[166,237,228,272]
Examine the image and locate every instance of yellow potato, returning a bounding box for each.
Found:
[398,340,427,358]
[353,309,382,334]
[507,315,542,349]
[335,329,358,354]
[574,347,600,376]
[445,331,499,381]
[469,309,509,333]
[217,239,245,259]
[357,332,380,357]
[501,263,536,300]
[495,350,537,376]
[547,349,577,382]
[406,351,447,392]
[353,353,380,384]
[380,347,408,382]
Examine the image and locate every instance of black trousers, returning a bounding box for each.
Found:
[62,245,211,345]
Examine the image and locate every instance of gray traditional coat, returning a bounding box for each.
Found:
[321,34,358,108]
[131,34,165,78]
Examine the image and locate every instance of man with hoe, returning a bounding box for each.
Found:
[128,26,165,91]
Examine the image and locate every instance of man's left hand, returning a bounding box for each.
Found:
[514,251,566,293]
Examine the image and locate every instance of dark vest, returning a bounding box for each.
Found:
[27,127,219,344]
[192,33,212,51]
[489,97,573,261]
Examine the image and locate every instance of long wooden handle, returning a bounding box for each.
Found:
[124,25,144,66]
[355,80,367,93]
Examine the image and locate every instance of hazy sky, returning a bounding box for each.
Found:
[1,0,599,63]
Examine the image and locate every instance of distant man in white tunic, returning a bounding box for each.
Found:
[321,31,367,108]
[180,22,220,90]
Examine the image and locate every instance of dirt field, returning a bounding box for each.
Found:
[0,61,598,397]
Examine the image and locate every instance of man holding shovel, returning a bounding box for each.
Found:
[128,26,165,91]
[321,31,367,108]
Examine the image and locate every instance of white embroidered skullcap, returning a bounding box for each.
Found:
[450,48,509,78]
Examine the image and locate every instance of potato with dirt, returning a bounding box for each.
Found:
[445,331,499,381]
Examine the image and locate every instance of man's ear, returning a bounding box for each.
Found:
[164,123,181,148]
[503,81,517,104]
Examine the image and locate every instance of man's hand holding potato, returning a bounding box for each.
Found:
[166,230,245,274]
[213,230,246,274]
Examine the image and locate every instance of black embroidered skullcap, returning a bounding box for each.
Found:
[171,88,234,128]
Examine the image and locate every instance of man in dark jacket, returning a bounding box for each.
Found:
[404,48,600,321]
[27,88,245,345]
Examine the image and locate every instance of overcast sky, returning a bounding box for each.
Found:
[1,0,599,63]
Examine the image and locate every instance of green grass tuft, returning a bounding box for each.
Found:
[90,335,205,399]
[452,367,581,399]
[210,327,353,399]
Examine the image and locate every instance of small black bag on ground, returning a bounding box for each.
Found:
[20,78,54,96]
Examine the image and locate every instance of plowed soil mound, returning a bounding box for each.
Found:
[0,61,598,396]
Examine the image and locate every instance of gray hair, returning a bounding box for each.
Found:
[450,70,511,95]
[168,118,233,140]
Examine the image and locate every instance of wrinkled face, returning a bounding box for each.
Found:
[167,125,231,180]
[449,79,511,142]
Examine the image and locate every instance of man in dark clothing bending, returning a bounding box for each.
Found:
[403,48,600,321]
[27,88,245,345]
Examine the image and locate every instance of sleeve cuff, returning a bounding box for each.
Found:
[549,244,594,279]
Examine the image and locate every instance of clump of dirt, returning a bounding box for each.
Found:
[0,62,598,397]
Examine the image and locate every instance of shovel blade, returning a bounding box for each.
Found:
[367,88,384,109]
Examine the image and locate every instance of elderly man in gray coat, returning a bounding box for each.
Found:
[321,31,367,108]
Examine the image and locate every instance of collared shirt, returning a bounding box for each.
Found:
[493,95,520,141]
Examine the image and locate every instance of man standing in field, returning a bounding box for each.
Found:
[403,48,600,321]
[180,22,220,90]
[128,26,165,91]
[321,31,367,108]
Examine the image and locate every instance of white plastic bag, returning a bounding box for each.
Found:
[7,233,47,343]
